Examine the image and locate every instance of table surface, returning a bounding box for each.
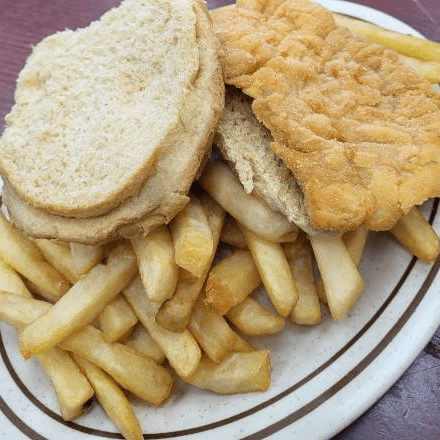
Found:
[0,1,439,440]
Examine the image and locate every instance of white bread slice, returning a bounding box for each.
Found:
[0,0,203,218]
[215,86,316,235]
[2,0,224,244]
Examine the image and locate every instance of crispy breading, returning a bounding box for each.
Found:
[211,0,440,231]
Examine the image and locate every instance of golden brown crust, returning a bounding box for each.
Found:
[211,0,440,231]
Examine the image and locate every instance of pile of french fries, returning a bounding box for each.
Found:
[0,14,439,440]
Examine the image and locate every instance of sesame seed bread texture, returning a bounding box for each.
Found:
[215,86,316,235]
[1,0,225,244]
[0,0,202,218]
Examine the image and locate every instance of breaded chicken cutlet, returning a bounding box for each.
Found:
[211,0,440,232]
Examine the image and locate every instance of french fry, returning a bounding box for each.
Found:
[122,322,166,364]
[69,242,103,275]
[283,235,321,326]
[73,355,143,440]
[390,206,440,262]
[199,161,298,242]
[155,194,225,332]
[19,241,138,358]
[333,13,440,62]
[310,234,365,321]
[185,350,271,394]
[37,347,94,421]
[98,294,138,342]
[130,225,178,303]
[220,214,247,248]
[226,297,285,336]
[0,257,33,298]
[0,292,173,406]
[123,276,202,379]
[316,226,369,304]
[189,296,253,364]
[240,226,299,317]
[169,195,214,277]
[204,249,262,316]
[34,239,80,283]
[0,211,70,302]
[399,54,440,84]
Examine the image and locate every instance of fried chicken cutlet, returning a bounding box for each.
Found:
[211,0,440,231]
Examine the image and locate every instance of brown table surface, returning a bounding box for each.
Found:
[0,1,439,440]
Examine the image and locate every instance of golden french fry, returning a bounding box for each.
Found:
[189,296,253,364]
[130,225,178,303]
[0,211,69,302]
[0,292,173,406]
[185,350,271,394]
[0,257,32,298]
[309,234,365,321]
[169,195,214,277]
[204,249,262,316]
[399,54,440,83]
[390,206,440,262]
[19,241,138,358]
[98,294,138,342]
[37,347,94,421]
[73,354,143,440]
[122,322,166,364]
[123,277,201,379]
[240,226,299,317]
[34,239,80,283]
[155,194,225,332]
[226,297,285,336]
[69,242,103,275]
[283,236,321,326]
[220,214,247,248]
[199,161,298,242]
[333,13,440,62]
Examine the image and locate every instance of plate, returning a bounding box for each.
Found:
[1,1,440,440]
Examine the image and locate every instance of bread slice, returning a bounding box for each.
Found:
[215,86,316,235]
[0,0,204,218]
[1,0,225,243]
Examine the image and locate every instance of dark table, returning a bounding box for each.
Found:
[0,1,439,439]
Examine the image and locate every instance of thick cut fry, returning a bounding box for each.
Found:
[19,241,138,358]
[199,161,298,242]
[170,196,214,277]
[123,277,201,379]
[226,297,285,336]
[205,249,262,315]
[185,350,271,394]
[333,13,440,62]
[69,242,103,275]
[99,294,138,342]
[130,225,178,303]
[0,292,173,406]
[122,323,166,364]
[390,206,440,262]
[310,234,365,321]
[189,296,253,363]
[0,211,69,301]
[283,236,321,326]
[399,54,440,84]
[73,355,143,440]
[37,347,94,421]
[240,226,299,317]
[0,257,32,298]
[34,239,79,283]
[155,194,225,332]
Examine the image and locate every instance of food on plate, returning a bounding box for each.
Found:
[0,0,440,439]
[211,0,440,231]
[0,0,224,244]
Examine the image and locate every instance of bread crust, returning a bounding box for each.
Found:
[1,0,225,243]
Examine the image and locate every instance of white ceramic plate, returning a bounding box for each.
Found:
[1,1,439,439]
